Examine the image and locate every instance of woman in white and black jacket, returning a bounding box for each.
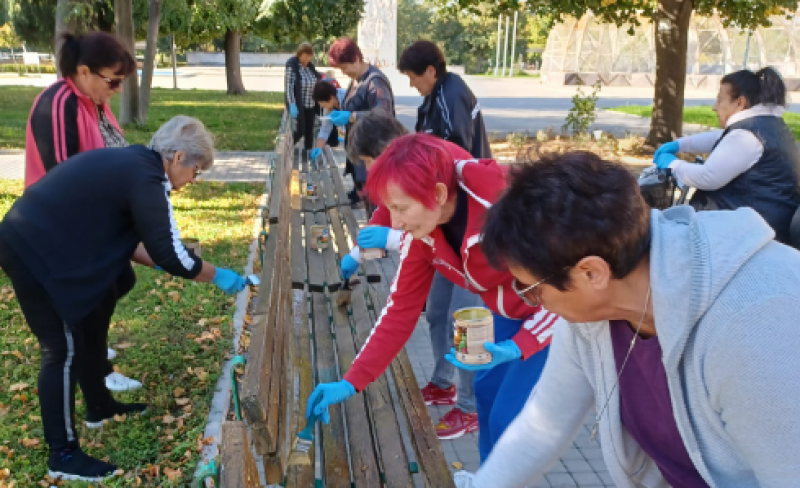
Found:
[654,67,800,243]
[0,116,248,482]
[285,42,321,158]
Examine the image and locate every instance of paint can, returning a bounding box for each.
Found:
[361,248,386,260]
[305,182,318,200]
[453,307,494,365]
[309,225,330,250]
[180,237,202,258]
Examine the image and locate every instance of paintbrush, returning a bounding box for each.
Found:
[334,278,359,307]
[287,406,319,466]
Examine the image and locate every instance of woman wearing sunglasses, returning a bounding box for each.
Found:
[25,31,140,393]
[306,134,564,460]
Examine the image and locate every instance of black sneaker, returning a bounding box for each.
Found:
[48,447,119,482]
[85,401,148,429]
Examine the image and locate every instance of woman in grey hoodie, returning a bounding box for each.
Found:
[456,151,800,487]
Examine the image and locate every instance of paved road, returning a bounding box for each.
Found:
[5,67,799,138]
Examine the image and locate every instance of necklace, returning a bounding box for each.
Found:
[590,285,652,443]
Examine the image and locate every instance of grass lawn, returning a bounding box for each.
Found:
[609,104,800,139]
[0,86,284,151]
[0,180,262,487]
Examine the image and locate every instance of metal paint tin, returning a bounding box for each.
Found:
[309,225,330,250]
[305,182,318,199]
[453,307,494,365]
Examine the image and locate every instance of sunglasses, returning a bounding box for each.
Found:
[92,71,124,90]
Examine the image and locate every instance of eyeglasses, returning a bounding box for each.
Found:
[92,71,124,90]
[512,275,553,307]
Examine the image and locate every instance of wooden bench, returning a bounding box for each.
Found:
[218,118,455,487]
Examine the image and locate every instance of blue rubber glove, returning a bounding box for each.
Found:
[211,268,247,294]
[653,140,679,162]
[340,254,359,280]
[445,339,522,371]
[310,147,322,161]
[358,226,391,249]
[289,103,299,119]
[654,152,678,170]
[329,110,352,127]
[306,380,356,424]
[154,265,163,271]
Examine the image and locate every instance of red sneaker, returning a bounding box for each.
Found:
[435,408,479,440]
[421,382,456,406]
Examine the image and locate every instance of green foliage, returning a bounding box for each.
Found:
[563,80,601,135]
[13,0,115,50]
[0,21,22,48]
[253,0,364,44]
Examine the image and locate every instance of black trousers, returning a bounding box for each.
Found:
[0,237,132,451]
[293,107,316,151]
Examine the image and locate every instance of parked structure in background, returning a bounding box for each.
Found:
[541,11,800,90]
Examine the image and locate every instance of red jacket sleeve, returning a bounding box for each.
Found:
[344,235,435,391]
[511,307,561,359]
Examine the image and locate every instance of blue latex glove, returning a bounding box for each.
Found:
[289,103,299,119]
[329,110,352,127]
[445,339,522,371]
[154,265,163,271]
[340,254,359,280]
[358,226,391,249]
[211,268,247,294]
[310,147,322,161]
[653,140,679,162]
[655,152,678,170]
[306,380,356,424]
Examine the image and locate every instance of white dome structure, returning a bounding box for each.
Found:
[541,12,800,90]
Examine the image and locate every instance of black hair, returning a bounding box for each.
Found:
[312,80,338,103]
[57,31,136,78]
[347,110,409,163]
[482,151,651,290]
[398,40,447,78]
[721,67,787,107]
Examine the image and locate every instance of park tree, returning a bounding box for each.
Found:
[435,0,798,145]
[255,0,364,45]
[0,22,23,65]
[138,0,160,121]
[115,0,139,123]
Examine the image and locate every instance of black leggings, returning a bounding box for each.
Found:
[293,107,316,151]
[0,237,132,451]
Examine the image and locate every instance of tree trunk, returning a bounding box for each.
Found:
[225,29,246,95]
[138,0,161,122]
[115,0,140,124]
[171,34,177,89]
[55,0,74,77]
[647,0,693,147]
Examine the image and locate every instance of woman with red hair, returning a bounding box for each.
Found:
[326,37,395,203]
[306,134,563,460]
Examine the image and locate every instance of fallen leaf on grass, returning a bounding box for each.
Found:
[167,291,181,303]
[114,414,127,422]
[175,398,190,406]
[164,467,182,482]
[0,468,9,479]
[116,342,134,349]
[162,414,176,424]
[1,351,23,360]
[20,438,39,448]
[9,383,29,392]
[173,387,185,397]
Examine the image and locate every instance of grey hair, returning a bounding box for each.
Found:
[149,115,215,170]
[347,110,408,163]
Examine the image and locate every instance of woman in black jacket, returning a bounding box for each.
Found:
[0,116,248,482]
[285,42,321,158]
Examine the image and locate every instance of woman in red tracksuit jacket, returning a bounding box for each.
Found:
[25,31,141,393]
[307,133,565,460]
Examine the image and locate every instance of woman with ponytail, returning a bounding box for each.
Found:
[653,67,800,243]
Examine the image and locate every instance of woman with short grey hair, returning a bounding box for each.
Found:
[0,115,245,482]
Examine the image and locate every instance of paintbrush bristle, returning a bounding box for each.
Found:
[287,437,313,466]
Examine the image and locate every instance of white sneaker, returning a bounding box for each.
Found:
[107,348,117,360]
[105,372,142,392]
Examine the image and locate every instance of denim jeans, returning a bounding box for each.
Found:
[426,271,481,413]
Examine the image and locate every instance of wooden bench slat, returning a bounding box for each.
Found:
[310,292,352,488]
[219,421,261,488]
[315,216,382,488]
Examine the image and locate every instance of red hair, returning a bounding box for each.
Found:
[328,37,363,66]
[366,134,458,209]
